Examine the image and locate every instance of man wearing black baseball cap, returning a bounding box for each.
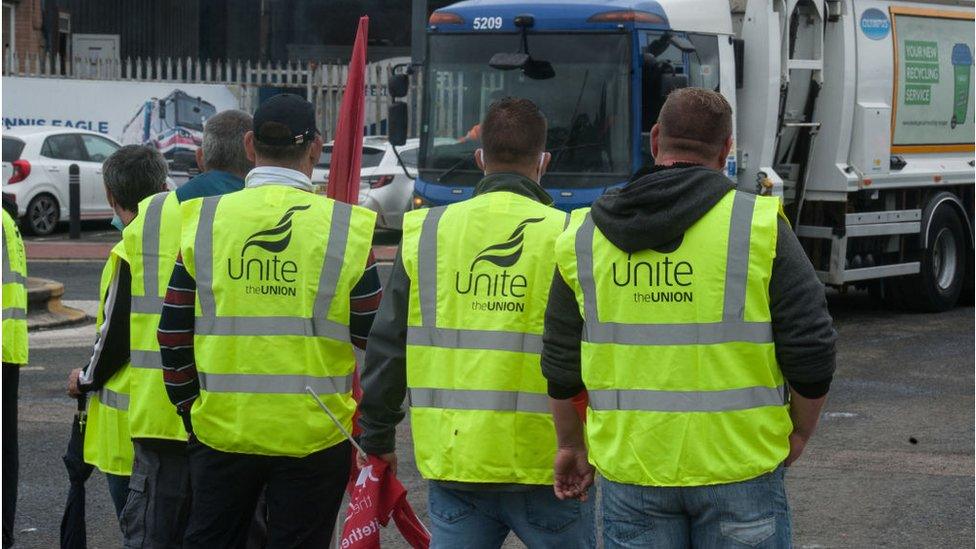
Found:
[159,93,383,547]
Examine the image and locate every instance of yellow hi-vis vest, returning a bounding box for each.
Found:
[555,190,792,487]
[401,191,567,484]
[84,241,134,475]
[2,210,28,364]
[122,192,187,441]
[180,185,375,457]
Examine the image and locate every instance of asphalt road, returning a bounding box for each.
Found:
[11,258,974,548]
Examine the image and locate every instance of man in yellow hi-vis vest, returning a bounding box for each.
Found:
[359,98,595,548]
[2,204,28,548]
[543,88,837,548]
[158,94,382,547]
[67,146,169,521]
[120,109,254,548]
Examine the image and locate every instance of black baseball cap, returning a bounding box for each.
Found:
[253,93,319,146]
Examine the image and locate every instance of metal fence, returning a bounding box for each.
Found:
[1,52,424,141]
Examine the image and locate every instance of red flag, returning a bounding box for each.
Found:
[340,456,431,549]
[327,15,370,205]
[328,16,369,434]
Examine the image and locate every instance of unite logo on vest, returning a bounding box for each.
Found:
[226,204,309,297]
[453,217,544,313]
[611,253,695,304]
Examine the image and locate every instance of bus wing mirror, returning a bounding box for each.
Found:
[158,101,167,120]
[489,52,529,70]
[388,102,408,147]
[388,74,410,99]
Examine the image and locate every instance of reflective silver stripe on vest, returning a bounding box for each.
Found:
[195,195,221,317]
[576,192,772,345]
[588,385,787,413]
[131,295,164,315]
[192,197,350,343]
[1,307,26,321]
[407,326,543,354]
[140,192,169,304]
[409,387,550,414]
[3,271,25,286]
[130,349,163,369]
[198,371,352,394]
[312,202,351,321]
[98,388,130,411]
[195,316,348,339]
[722,192,756,321]
[417,207,446,327]
[585,320,773,346]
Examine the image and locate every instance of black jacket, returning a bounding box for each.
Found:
[541,164,837,399]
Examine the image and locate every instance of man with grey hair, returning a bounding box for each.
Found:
[177,109,254,202]
[66,145,168,523]
[106,110,257,548]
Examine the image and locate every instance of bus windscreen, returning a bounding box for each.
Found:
[421,33,632,189]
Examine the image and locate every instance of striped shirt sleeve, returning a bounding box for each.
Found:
[158,253,199,420]
[349,251,382,350]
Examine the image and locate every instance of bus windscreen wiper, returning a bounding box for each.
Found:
[436,156,474,183]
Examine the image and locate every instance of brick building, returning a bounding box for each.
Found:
[3,0,46,59]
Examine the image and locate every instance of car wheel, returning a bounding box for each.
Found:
[24,193,60,236]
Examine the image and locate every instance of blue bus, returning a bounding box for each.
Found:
[401,0,736,210]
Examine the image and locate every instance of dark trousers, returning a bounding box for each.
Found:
[183,439,351,549]
[2,364,19,549]
[121,441,192,548]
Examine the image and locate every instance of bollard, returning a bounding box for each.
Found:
[69,164,80,239]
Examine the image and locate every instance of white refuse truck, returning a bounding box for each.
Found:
[388,0,975,311]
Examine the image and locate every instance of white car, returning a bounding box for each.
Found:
[312,136,420,230]
[2,126,123,235]
[2,126,175,235]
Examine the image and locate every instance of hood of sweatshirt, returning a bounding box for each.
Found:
[590,164,735,253]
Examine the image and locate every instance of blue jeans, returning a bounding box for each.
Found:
[105,473,131,520]
[428,483,595,549]
[602,467,792,548]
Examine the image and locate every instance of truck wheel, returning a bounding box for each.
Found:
[905,204,967,312]
[23,193,61,236]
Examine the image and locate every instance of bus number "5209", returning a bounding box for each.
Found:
[473,16,503,30]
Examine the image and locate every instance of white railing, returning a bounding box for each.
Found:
[1,52,424,140]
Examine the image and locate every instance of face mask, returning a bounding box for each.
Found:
[538,153,546,177]
[111,214,125,232]
[477,149,486,176]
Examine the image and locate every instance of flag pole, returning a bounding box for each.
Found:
[306,386,367,458]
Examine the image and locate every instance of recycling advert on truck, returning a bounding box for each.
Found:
[888,10,974,145]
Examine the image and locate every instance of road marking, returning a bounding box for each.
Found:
[29,323,95,349]
[21,366,45,371]
[823,412,858,419]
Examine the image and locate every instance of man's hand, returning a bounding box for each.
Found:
[785,431,809,467]
[359,451,397,477]
[553,446,594,501]
[785,389,827,467]
[67,368,83,398]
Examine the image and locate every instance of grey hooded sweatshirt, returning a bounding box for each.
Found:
[541,164,837,399]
